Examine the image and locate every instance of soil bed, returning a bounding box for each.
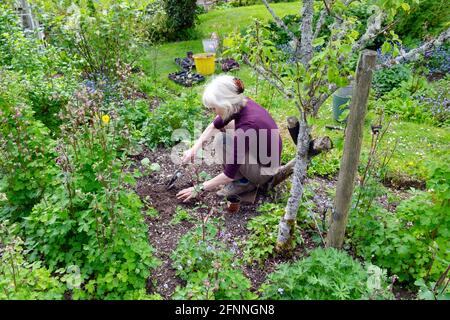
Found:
[131,147,315,298]
[130,146,416,299]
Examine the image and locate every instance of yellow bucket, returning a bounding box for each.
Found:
[193,53,216,76]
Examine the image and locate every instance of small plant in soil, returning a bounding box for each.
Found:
[170,206,195,225]
[171,214,256,299]
[140,158,161,175]
[145,207,160,219]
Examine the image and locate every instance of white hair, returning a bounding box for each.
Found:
[202,75,246,121]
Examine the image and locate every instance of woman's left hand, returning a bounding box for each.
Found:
[176,187,196,202]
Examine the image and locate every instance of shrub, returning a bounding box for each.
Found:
[141,91,207,149]
[348,165,450,283]
[0,72,59,217]
[0,5,79,132]
[394,0,450,46]
[164,0,198,40]
[0,222,65,300]
[172,219,256,299]
[261,248,394,300]
[372,63,412,96]
[35,0,151,79]
[19,89,160,299]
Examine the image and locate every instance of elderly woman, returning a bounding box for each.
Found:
[176,75,282,202]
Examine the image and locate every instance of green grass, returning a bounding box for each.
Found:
[137,2,450,184]
[196,2,301,39]
[139,2,300,79]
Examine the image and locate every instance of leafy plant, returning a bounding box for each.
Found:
[260,248,394,300]
[164,0,198,40]
[170,206,195,225]
[372,63,412,96]
[18,87,160,299]
[243,202,303,265]
[141,91,207,149]
[0,73,59,217]
[349,165,450,283]
[0,221,65,300]
[171,218,256,299]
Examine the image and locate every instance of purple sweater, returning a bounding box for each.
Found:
[213,98,282,179]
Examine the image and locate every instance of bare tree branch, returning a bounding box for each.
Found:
[261,0,299,48]
[242,55,295,100]
[313,9,327,39]
[392,27,450,64]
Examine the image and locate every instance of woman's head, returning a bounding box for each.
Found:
[202,75,246,120]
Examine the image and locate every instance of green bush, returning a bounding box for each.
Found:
[372,64,412,96]
[141,91,207,149]
[348,165,450,283]
[0,5,79,132]
[0,73,59,217]
[172,219,256,299]
[19,89,160,299]
[394,0,450,46]
[35,0,151,79]
[261,248,393,300]
[379,76,449,126]
[164,0,198,40]
[0,222,65,300]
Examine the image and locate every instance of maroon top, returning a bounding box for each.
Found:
[213,98,282,179]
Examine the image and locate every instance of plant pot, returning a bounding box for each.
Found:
[332,84,353,122]
[226,195,241,213]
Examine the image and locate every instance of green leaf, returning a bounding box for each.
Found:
[381,42,392,54]
[401,3,410,12]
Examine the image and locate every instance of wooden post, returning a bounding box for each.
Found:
[326,50,377,248]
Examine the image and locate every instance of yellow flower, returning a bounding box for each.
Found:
[408,161,414,166]
[101,114,110,124]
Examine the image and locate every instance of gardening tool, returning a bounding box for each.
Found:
[165,166,184,190]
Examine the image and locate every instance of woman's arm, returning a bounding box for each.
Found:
[203,173,233,191]
[176,173,233,202]
[182,122,218,163]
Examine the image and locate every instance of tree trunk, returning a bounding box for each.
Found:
[276,114,310,251]
[326,50,377,248]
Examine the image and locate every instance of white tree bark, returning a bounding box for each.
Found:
[276,115,310,250]
[392,27,450,64]
[352,10,387,52]
[299,0,314,66]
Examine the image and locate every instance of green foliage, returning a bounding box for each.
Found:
[372,64,412,96]
[141,91,207,149]
[0,73,59,217]
[415,274,450,300]
[261,248,394,300]
[0,222,65,300]
[394,0,450,46]
[170,206,195,225]
[349,165,450,283]
[172,219,256,299]
[243,203,303,265]
[307,148,341,177]
[379,76,449,126]
[34,0,151,79]
[17,89,160,299]
[0,5,79,132]
[164,0,198,40]
[145,206,160,219]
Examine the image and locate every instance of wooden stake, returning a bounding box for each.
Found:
[326,50,377,248]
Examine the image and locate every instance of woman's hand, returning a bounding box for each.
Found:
[176,186,196,202]
[182,147,197,164]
